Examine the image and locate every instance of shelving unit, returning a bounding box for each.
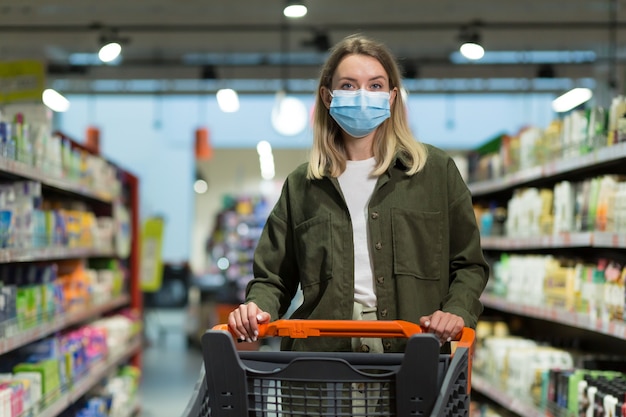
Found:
[480,231,626,250]
[0,294,130,355]
[0,128,142,417]
[0,156,116,203]
[480,293,626,340]
[37,336,142,417]
[211,210,265,289]
[0,247,116,264]
[471,374,547,417]
[469,141,626,196]
[468,139,626,416]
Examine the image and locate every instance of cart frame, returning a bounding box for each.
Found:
[181,320,474,417]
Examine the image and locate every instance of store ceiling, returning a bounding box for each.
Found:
[2,0,626,93]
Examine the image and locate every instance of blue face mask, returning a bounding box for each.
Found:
[329,89,391,138]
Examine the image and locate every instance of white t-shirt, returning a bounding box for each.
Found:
[337,157,378,307]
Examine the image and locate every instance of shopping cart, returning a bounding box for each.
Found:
[181,319,475,417]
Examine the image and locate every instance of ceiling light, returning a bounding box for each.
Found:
[98,42,122,63]
[271,91,308,136]
[216,88,240,113]
[97,28,129,64]
[551,87,593,113]
[193,179,208,194]
[257,140,275,180]
[42,88,70,112]
[283,0,307,18]
[194,168,209,194]
[458,23,485,61]
[256,140,272,156]
[459,42,485,60]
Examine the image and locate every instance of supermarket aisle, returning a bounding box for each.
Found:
[138,308,203,417]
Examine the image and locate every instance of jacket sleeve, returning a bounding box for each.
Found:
[245,181,300,321]
[441,157,490,328]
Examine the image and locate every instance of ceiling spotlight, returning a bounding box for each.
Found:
[97,29,129,64]
[194,169,209,194]
[42,88,70,112]
[552,88,593,113]
[460,42,484,60]
[284,0,307,18]
[271,91,308,136]
[256,140,275,180]
[194,179,208,194]
[216,88,240,113]
[98,42,121,63]
[458,24,485,61]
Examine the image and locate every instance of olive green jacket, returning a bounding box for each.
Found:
[246,145,489,352]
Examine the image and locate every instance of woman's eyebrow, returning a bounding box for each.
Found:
[336,75,387,83]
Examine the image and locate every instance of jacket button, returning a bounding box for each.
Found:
[375,242,382,250]
[380,309,388,317]
[360,344,370,353]
[371,212,379,219]
[384,341,392,351]
[376,276,384,285]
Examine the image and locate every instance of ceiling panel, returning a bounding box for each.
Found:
[0,0,625,93]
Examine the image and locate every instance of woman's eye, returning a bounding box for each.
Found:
[340,83,354,89]
[370,83,383,89]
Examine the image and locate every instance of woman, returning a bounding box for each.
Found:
[228,34,489,353]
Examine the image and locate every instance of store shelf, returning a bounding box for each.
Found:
[590,231,626,247]
[468,141,626,197]
[481,293,626,339]
[0,294,131,355]
[37,336,142,417]
[0,156,115,203]
[0,246,115,263]
[472,373,546,417]
[480,231,626,250]
[470,165,543,196]
[469,118,626,417]
[0,126,142,417]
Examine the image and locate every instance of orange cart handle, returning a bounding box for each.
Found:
[213,319,475,349]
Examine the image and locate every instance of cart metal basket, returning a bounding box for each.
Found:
[181,320,474,417]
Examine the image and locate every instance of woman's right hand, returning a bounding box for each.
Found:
[227,302,271,342]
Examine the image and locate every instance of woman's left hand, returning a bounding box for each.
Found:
[419,311,464,345]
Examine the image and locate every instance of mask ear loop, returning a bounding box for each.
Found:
[324,89,334,110]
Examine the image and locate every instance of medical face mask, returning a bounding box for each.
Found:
[329,89,391,138]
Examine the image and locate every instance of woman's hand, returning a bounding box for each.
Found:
[227,302,271,342]
[419,311,464,345]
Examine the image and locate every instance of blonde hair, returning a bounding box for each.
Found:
[307,34,428,179]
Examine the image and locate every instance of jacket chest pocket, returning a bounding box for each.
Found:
[391,208,443,280]
[294,213,333,287]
